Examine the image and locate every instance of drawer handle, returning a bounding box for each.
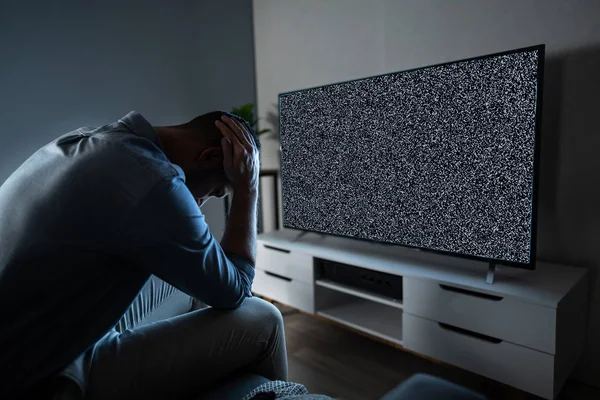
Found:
[263,245,291,254]
[438,322,502,344]
[264,271,292,282]
[439,284,503,301]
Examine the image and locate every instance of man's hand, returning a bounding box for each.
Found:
[215,115,259,194]
[216,114,259,266]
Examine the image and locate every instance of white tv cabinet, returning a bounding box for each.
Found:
[252,229,588,399]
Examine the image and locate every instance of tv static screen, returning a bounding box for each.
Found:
[279,45,544,267]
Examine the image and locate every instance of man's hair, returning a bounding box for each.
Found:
[181,111,261,150]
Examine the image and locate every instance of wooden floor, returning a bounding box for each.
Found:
[276,304,599,400]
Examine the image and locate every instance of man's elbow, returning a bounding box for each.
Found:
[209,288,251,309]
[210,295,248,309]
[209,257,255,309]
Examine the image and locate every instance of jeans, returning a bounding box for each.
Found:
[49,297,287,400]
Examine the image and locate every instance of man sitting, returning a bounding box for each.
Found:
[0,111,286,399]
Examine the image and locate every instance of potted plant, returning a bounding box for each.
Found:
[230,103,272,137]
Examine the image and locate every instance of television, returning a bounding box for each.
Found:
[279,45,544,269]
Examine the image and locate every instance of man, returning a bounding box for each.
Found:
[0,111,287,399]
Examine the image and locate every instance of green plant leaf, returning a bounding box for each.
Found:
[231,103,256,126]
[231,103,273,135]
[240,103,253,114]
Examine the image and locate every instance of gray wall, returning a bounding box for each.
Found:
[253,0,600,386]
[0,0,256,239]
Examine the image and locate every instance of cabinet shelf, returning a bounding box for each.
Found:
[317,299,403,346]
[316,279,403,309]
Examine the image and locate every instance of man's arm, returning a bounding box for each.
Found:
[220,188,258,265]
[215,114,261,266]
[126,176,254,309]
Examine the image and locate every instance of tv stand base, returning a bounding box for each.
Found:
[251,229,589,399]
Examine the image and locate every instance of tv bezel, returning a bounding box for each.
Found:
[278,44,545,270]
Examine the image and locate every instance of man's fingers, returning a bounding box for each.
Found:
[235,118,257,150]
[221,115,253,149]
[215,120,242,147]
[238,121,256,150]
[221,137,233,168]
[215,120,231,139]
[218,120,246,160]
[227,116,253,147]
[221,115,246,146]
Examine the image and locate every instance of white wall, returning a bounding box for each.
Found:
[253,0,600,386]
[0,0,256,239]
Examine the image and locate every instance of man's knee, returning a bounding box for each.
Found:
[231,297,288,381]
[243,297,284,330]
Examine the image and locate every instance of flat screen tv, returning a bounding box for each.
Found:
[279,45,545,269]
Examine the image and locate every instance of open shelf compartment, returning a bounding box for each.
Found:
[316,279,403,309]
[316,285,404,346]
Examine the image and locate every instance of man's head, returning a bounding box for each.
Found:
[154,111,261,206]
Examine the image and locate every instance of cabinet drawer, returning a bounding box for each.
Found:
[252,268,314,314]
[403,277,556,353]
[403,313,553,399]
[257,242,314,284]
